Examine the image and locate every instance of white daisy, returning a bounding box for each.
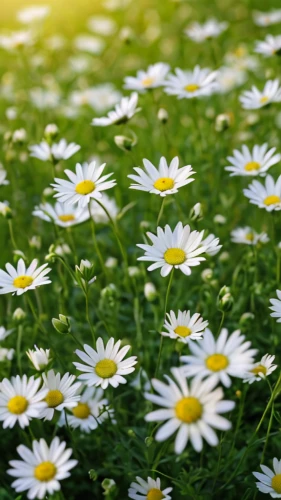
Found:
[0,201,11,217]
[7,437,77,500]
[225,144,281,177]
[164,65,218,100]
[0,348,15,362]
[30,88,60,110]
[70,84,121,112]
[255,35,281,57]
[0,31,33,51]
[145,367,234,454]
[231,226,269,245]
[41,370,81,421]
[269,290,281,322]
[26,345,52,371]
[128,156,195,197]
[90,194,119,224]
[74,34,105,54]
[0,258,51,296]
[185,18,228,43]
[253,10,281,27]
[0,169,9,186]
[253,458,281,497]
[137,222,210,277]
[128,476,172,500]
[52,162,116,208]
[243,354,277,384]
[243,175,281,212]
[88,16,116,36]
[202,234,222,255]
[92,92,140,126]
[0,375,47,429]
[161,310,208,343]
[217,67,246,94]
[73,338,137,389]
[33,201,89,227]
[29,139,80,162]
[17,5,50,24]
[180,328,257,388]
[0,326,14,341]
[240,80,281,109]
[124,62,170,92]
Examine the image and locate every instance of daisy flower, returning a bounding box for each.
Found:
[161,310,208,343]
[253,10,281,27]
[0,375,47,429]
[0,326,13,341]
[70,84,121,112]
[7,437,77,500]
[74,34,105,54]
[240,79,281,109]
[17,5,50,24]
[128,476,172,500]
[180,328,257,387]
[269,290,281,322]
[225,144,281,177]
[137,222,210,277]
[145,367,234,454]
[243,354,277,384]
[0,169,9,186]
[0,258,51,296]
[124,62,170,92]
[164,65,218,100]
[33,201,89,227]
[73,337,137,389]
[91,92,140,126]
[253,458,281,497]
[26,345,52,371]
[243,175,281,212]
[0,31,33,51]
[41,370,81,421]
[52,162,116,208]
[255,35,281,57]
[202,234,222,255]
[231,227,269,245]
[88,15,116,36]
[29,139,80,162]
[185,18,228,43]
[0,348,15,361]
[217,67,246,94]
[128,156,195,197]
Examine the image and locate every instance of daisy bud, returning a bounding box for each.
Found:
[29,235,41,249]
[44,123,59,140]
[102,478,116,494]
[6,107,17,120]
[190,202,203,221]
[19,151,28,163]
[128,266,141,277]
[215,113,232,132]
[157,108,169,123]
[217,287,233,312]
[105,257,118,268]
[119,26,134,44]
[114,132,137,151]
[4,131,12,143]
[219,251,230,262]
[214,214,227,225]
[43,187,54,197]
[26,345,52,371]
[145,436,154,447]
[239,312,255,329]
[54,243,71,256]
[201,268,213,282]
[127,429,136,437]
[52,314,71,334]
[13,307,26,322]
[236,390,242,399]
[0,201,12,218]
[75,259,96,285]
[89,470,98,481]
[12,128,27,144]
[144,282,157,302]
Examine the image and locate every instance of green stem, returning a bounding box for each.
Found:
[88,204,107,276]
[260,401,274,464]
[16,324,23,375]
[154,269,174,378]
[156,197,166,227]
[8,219,18,250]
[217,312,225,336]
[85,291,96,343]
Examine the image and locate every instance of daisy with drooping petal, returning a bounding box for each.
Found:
[137,222,211,277]
[52,162,116,208]
[41,370,81,421]
[161,310,208,343]
[7,437,77,500]
[253,10,281,27]
[26,345,52,371]
[29,139,81,162]
[243,354,277,384]
[33,201,89,227]
[128,156,195,197]
[124,63,170,92]
[180,328,257,387]
[240,80,281,109]
[202,234,222,255]
[255,35,281,57]
[269,290,281,322]
[0,169,9,186]
[73,338,137,389]
[145,367,234,454]
[0,326,13,341]
[92,92,140,126]
[0,258,51,296]
[253,458,281,497]
[185,18,228,43]
[225,144,281,177]
[164,66,218,100]
[128,476,173,500]
[231,227,269,245]
[0,375,47,428]
[243,175,281,212]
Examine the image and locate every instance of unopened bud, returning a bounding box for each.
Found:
[29,235,41,249]
[89,469,98,481]
[219,251,230,263]
[201,268,213,282]
[214,214,227,225]
[119,26,133,44]
[52,314,71,334]
[102,478,116,493]
[144,282,157,302]
[13,307,26,322]
[12,128,27,144]
[217,287,233,312]
[215,113,233,132]
[44,123,59,140]
[145,436,154,447]
[239,312,255,328]
[157,108,168,123]
[105,257,118,268]
[0,201,12,218]
[114,132,137,151]
[190,202,203,221]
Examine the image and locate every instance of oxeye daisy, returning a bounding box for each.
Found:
[0,168,9,186]
[253,10,281,27]
[128,156,195,197]
[128,476,173,500]
[0,258,51,296]
[17,5,50,24]
[161,310,208,343]
[51,162,116,208]
[184,18,228,43]
[73,337,137,389]
[29,139,80,162]
[145,367,234,454]
[180,328,257,387]
[243,175,281,212]
[137,222,210,277]
[33,201,89,227]
[164,65,218,99]
[225,144,281,177]
[7,437,77,500]
[253,458,281,497]
[231,226,269,245]
[41,370,81,421]
[0,375,47,428]
[202,233,222,255]
[240,79,281,109]
[269,290,281,322]
[26,345,52,371]
[91,92,140,126]
[0,325,14,341]
[255,35,281,57]
[124,62,170,92]
[243,354,277,384]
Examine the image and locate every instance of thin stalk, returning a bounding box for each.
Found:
[154,269,174,378]
[85,291,96,343]
[8,219,18,249]
[16,324,23,375]
[156,197,166,227]
[88,204,107,276]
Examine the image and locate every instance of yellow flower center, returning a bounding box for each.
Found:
[245,232,254,241]
[75,180,95,195]
[264,195,281,206]
[147,489,164,500]
[7,395,28,414]
[251,364,267,375]
[184,83,199,92]
[206,353,229,372]
[45,390,64,408]
[72,402,91,419]
[142,77,155,87]
[234,47,246,58]
[174,325,192,337]
[95,359,117,378]
[34,462,57,482]
[153,177,175,192]
[272,474,281,494]
[58,214,75,222]
[13,275,33,289]
[260,96,269,104]
[244,161,260,172]
[164,248,186,265]
[175,397,202,423]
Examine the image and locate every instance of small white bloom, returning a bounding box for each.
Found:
[74,34,105,54]
[0,326,13,341]
[41,370,81,421]
[269,290,281,322]
[161,310,208,343]
[124,62,170,92]
[26,345,52,371]
[92,92,140,126]
[217,67,246,93]
[253,10,281,27]
[253,458,281,497]
[164,65,218,99]
[202,233,222,255]
[70,84,121,112]
[30,88,60,110]
[0,258,51,296]
[243,175,281,212]
[185,18,228,42]
[29,139,80,162]
[255,35,281,57]
[144,282,157,301]
[129,476,172,500]
[240,79,281,109]
[0,31,33,51]
[243,354,277,384]
[0,169,9,186]
[87,16,116,36]
[0,348,15,361]
[17,5,50,24]
[225,144,281,177]
[33,201,89,227]
[231,227,269,245]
